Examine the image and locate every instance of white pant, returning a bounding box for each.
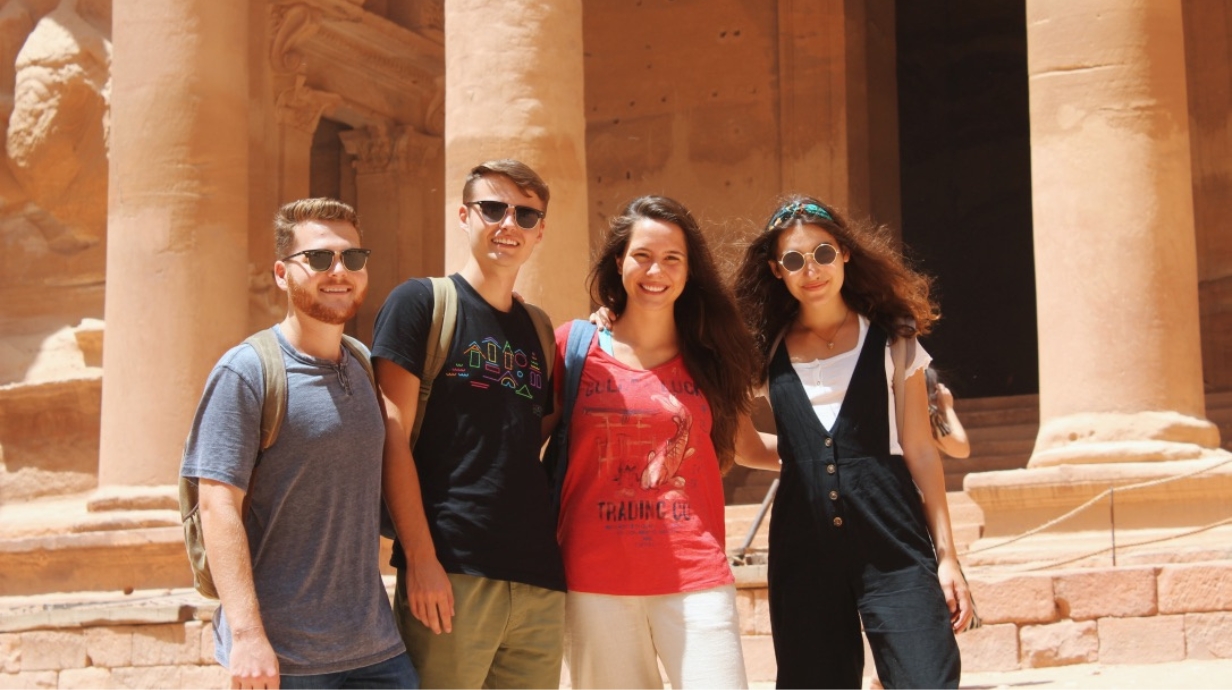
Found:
[565,585,748,689]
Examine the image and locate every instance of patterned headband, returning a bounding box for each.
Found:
[770,202,834,227]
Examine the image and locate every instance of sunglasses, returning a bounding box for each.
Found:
[777,243,840,272]
[466,200,545,230]
[282,248,371,272]
[770,201,835,228]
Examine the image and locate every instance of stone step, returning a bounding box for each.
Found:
[953,395,1040,428]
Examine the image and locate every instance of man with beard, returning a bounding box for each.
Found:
[181,199,417,689]
[372,160,566,688]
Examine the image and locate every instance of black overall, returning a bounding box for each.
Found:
[767,323,960,689]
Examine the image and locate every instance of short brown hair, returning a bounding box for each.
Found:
[462,159,550,211]
[274,198,361,258]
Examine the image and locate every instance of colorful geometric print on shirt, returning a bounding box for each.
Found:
[446,335,547,405]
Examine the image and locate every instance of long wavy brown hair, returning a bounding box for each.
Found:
[590,196,758,473]
[735,195,938,379]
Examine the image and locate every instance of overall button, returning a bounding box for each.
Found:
[833,516,844,527]
[824,437,833,447]
[826,464,836,475]
[829,490,839,500]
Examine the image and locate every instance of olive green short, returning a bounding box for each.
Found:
[394,570,565,689]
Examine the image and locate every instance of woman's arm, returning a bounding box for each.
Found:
[733,411,780,471]
[900,368,974,633]
[932,382,971,458]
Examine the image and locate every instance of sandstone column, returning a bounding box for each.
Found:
[1027,0,1217,466]
[442,0,589,323]
[964,1,1232,557]
[98,0,249,487]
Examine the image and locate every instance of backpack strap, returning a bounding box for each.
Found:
[244,328,287,450]
[545,320,598,519]
[522,301,557,383]
[341,334,375,388]
[411,277,458,441]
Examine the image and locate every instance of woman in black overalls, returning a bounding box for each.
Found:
[734,197,974,689]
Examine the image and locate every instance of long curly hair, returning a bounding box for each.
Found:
[589,196,757,473]
[735,195,938,378]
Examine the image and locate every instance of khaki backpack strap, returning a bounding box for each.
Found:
[340,334,376,388]
[522,302,556,381]
[412,277,458,440]
[244,328,287,450]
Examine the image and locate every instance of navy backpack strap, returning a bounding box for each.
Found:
[546,320,597,520]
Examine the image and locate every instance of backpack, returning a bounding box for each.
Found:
[178,328,374,599]
[541,320,597,522]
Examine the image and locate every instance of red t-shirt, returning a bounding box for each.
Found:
[554,322,733,595]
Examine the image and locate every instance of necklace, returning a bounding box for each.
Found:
[816,308,850,350]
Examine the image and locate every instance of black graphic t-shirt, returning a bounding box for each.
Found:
[372,274,565,591]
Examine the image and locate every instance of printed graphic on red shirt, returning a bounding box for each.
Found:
[558,345,732,595]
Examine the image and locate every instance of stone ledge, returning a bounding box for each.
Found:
[0,589,210,634]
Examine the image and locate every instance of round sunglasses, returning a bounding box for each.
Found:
[282,248,371,272]
[777,243,839,272]
[466,200,546,230]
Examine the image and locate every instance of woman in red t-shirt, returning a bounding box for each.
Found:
[548,196,770,689]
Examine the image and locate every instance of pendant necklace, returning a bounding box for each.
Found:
[817,308,850,350]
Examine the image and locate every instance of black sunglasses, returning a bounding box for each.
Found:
[282,248,371,272]
[777,243,839,272]
[466,200,545,230]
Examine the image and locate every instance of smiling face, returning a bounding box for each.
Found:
[618,218,689,314]
[460,173,545,271]
[769,221,849,309]
[275,219,368,325]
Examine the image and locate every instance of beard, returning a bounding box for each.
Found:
[286,272,366,325]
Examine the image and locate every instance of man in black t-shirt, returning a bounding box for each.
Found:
[371,160,565,689]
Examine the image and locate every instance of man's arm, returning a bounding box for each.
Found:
[375,357,455,634]
[198,479,279,689]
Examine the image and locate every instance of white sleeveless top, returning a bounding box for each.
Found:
[789,316,930,455]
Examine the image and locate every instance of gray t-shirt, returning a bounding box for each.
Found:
[180,325,404,675]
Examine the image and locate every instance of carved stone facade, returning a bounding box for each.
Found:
[0,0,1229,668]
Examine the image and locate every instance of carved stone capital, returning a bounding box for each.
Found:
[340,126,442,175]
[275,75,343,134]
[340,125,396,174]
[269,0,363,75]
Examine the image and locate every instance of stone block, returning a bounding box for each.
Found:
[1185,612,1232,659]
[18,630,86,671]
[741,634,776,684]
[1019,619,1098,668]
[110,665,182,689]
[736,590,757,635]
[956,623,1019,672]
[736,589,772,635]
[200,623,216,664]
[0,634,17,674]
[1098,615,1185,664]
[58,667,112,689]
[0,671,56,688]
[968,574,1057,624]
[84,626,133,668]
[181,664,229,688]
[1158,563,1232,614]
[129,623,200,666]
[1053,566,1156,619]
